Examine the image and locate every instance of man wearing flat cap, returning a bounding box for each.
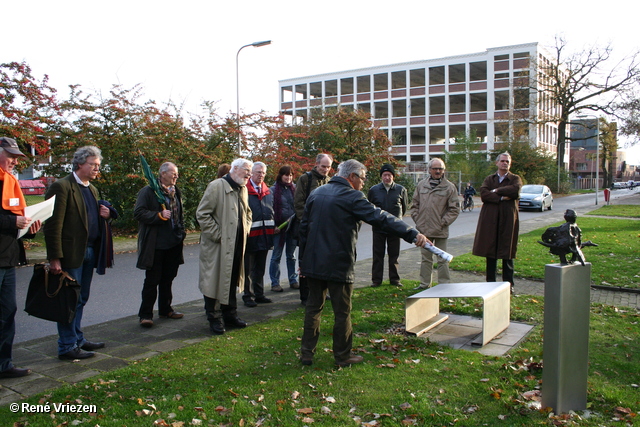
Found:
[367,163,408,287]
[0,137,41,378]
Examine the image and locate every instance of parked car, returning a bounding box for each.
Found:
[612,182,626,189]
[518,184,553,211]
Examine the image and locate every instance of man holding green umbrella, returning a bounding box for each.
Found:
[134,161,186,327]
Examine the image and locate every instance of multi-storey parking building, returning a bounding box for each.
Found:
[279,42,565,172]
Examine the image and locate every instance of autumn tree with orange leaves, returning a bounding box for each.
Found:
[250,108,397,185]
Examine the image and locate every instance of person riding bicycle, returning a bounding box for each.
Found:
[463,182,476,208]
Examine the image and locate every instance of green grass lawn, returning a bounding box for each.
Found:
[4,283,639,426]
[588,204,640,218]
[452,207,640,289]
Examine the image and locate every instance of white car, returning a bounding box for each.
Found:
[518,184,553,212]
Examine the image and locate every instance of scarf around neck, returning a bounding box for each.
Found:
[0,168,26,215]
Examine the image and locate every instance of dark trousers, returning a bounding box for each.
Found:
[300,277,353,363]
[371,232,401,285]
[243,250,268,300]
[486,257,514,287]
[299,276,309,303]
[138,244,182,319]
[204,246,242,322]
[0,267,17,372]
[203,293,238,322]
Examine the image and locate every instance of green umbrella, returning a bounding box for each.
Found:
[139,152,166,210]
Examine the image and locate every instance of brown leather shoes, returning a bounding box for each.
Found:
[140,318,153,327]
[160,311,184,319]
[335,354,364,367]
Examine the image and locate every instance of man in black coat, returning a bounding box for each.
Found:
[0,137,41,378]
[367,164,408,287]
[134,162,186,327]
[298,159,428,367]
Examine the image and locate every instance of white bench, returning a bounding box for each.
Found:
[405,282,511,346]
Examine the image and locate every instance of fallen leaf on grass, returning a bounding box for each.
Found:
[399,402,412,411]
[297,407,313,414]
[291,391,301,400]
[463,405,479,413]
[153,420,169,426]
[301,416,315,423]
[521,390,541,401]
[321,406,331,414]
[214,406,231,416]
[324,396,336,403]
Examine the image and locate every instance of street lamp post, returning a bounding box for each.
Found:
[236,40,271,156]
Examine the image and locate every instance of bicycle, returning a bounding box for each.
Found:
[462,195,474,212]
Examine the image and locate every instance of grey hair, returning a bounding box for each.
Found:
[230,158,253,171]
[252,161,267,171]
[72,146,102,171]
[316,153,333,164]
[427,157,446,170]
[159,162,177,174]
[337,159,366,178]
[496,152,511,162]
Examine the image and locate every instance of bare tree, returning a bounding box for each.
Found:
[617,88,640,146]
[534,36,640,172]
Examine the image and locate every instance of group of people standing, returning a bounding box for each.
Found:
[0,138,523,375]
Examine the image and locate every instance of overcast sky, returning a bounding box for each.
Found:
[5,0,639,162]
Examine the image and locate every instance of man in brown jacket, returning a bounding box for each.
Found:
[410,158,460,289]
[472,152,522,292]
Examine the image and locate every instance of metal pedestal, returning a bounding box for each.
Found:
[542,263,591,414]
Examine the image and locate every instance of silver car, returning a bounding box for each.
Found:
[518,184,553,211]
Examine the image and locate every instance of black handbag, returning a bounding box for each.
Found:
[24,264,80,324]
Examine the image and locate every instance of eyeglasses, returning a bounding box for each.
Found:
[354,173,366,182]
[430,168,444,171]
[87,162,101,170]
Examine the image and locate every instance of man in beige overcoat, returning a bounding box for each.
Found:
[410,158,460,289]
[197,158,253,335]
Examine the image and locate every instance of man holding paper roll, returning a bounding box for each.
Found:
[0,137,41,378]
[410,158,460,290]
[298,159,429,367]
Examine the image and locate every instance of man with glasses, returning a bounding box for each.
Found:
[197,158,253,335]
[44,146,117,360]
[135,162,186,327]
[293,153,333,305]
[298,159,428,367]
[242,162,274,308]
[410,158,460,290]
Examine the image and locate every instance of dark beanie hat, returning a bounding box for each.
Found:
[380,163,395,176]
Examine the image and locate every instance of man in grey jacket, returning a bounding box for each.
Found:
[410,158,460,289]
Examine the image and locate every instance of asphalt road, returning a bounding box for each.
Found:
[14,188,636,343]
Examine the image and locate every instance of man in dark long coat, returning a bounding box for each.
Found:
[472,152,522,292]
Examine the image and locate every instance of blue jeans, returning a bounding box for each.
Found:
[269,232,298,287]
[0,267,17,371]
[57,246,96,355]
